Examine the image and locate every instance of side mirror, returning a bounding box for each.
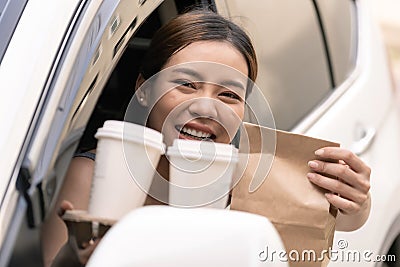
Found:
[86,206,288,267]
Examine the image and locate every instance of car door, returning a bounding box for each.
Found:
[307,1,400,266]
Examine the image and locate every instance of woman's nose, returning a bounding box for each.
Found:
[187,97,218,119]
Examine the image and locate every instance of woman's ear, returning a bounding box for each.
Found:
[135,74,149,107]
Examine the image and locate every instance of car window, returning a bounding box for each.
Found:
[215,0,333,131]
[316,0,358,87]
[216,0,359,131]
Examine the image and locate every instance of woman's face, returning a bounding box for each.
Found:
[142,41,249,146]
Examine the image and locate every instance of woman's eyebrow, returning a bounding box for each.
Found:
[220,80,246,91]
[172,67,203,80]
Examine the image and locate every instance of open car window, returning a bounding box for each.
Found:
[214,0,358,131]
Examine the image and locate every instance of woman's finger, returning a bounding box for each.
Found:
[308,160,370,193]
[315,147,370,175]
[57,200,74,217]
[325,193,361,214]
[308,160,354,184]
[307,173,367,204]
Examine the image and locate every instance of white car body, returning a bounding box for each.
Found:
[0,0,399,266]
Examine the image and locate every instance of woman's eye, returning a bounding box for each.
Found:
[183,82,196,89]
[220,92,241,101]
[174,80,196,89]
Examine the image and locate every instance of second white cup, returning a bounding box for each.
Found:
[167,139,238,208]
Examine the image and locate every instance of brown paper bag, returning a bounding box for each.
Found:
[231,122,339,267]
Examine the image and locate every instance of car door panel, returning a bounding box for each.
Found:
[300,2,400,266]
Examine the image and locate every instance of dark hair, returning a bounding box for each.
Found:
[140,9,258,86]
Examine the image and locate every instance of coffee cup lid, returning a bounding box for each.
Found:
[95,120,165,153]
[166,139,238,162]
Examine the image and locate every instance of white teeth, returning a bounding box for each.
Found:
[181,127,212,138]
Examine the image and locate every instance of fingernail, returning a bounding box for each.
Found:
[325,193,333,198]
[307,173,315,180]
[308,161,319,169]
[315,149,324,156]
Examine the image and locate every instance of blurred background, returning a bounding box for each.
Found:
[367,0,400,88]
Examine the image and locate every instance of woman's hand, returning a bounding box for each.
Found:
[306,147,371,231]
[51,201,100,267]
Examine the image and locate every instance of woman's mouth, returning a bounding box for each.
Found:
[176,125,216,141]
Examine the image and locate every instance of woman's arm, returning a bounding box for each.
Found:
[41,155,95,267]
[306,147,372,231]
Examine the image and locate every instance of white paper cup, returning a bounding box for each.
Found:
[167,139,238,208]
[88,120,165,220]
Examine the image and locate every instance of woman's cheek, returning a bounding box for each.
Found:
[149,93,186,136]
[147,99,171,132]
[236,104,245,120]
[220,104,244,141]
